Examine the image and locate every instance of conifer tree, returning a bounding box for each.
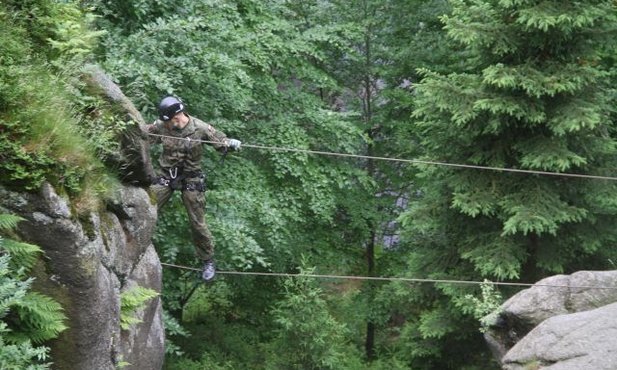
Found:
[397,0,617,368]
[265,268,362,369]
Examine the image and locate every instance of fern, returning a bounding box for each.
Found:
[0,214,42,275]
[0,322,51,370]
[6,292,68,344]
[0,215,23,231]
[0,212,68,354]
[0,255,57,369]
[120,286,159,331]
[1,239,43,274]
[0,255,31,320]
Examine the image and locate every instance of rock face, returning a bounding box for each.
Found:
[502,302,617,370]
[0,182,164,370]
[81,63,155,186]
[485,270,617,370]
[0,64,164,369]
[0,185,164,370]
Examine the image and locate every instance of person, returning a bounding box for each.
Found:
[144,96,241,282]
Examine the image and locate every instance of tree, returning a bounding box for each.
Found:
[397,0,617,368]
[264,267,362,370]
[86,0,617,368]
[94,0,368,274]
[320,0,459,362]
[92,0,371,365]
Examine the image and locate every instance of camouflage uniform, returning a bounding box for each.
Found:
[145,115,230,261]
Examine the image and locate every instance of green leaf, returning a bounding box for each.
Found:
[418,307,458,339]
[120,286,159,331]
[501,188,588,236]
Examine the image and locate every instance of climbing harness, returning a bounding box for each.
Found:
[153,167,206,192]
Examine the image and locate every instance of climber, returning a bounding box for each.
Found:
[144,96,241,282]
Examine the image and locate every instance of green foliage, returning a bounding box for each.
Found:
[264,266,362,370]
[397,0,617,368]
[408,0,617,277]
[0,215,22,231]
[0,322,51,370]
[110,12,378,370]
[1,238,44,275]
[0,1,119,213]
[0,255,30,322]
[0,218,67,346]
[3,0,103,61]
[119,286,159,330]
[165,278,273,369]
[0,213,67,369]
[5,292,68,344]
[104,0,370,282]
[115,360,131,369]
[86,0,617,369]
[45,6,107,60]
[162,310,190,356]
[165,352,236,370]
[463,280,503,333]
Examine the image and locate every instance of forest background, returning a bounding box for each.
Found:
[1,0,616,369]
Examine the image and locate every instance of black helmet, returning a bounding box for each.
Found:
[157,96,185,121]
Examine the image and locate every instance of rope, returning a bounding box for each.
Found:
[152,131,617,291]
[146,132,617,182]
[160,262,617,290]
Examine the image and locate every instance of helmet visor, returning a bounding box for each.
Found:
[159,102,184,121]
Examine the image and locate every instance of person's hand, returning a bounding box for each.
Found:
[227,139,242,150]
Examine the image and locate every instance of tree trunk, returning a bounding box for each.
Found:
[365,227,377,360]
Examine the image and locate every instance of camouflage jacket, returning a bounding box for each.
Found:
[145,115,230,176]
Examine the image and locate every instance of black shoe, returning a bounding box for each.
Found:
[201,260,216,282]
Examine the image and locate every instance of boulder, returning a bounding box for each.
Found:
[502,302,617,370]
[81,63,155,186]
[484,270,617,369]
[0,63,164,370]
[0,183,164,370]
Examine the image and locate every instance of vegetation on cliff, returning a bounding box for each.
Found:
[0,214,67,369]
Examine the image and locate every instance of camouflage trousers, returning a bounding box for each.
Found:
[151,180,213,261]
